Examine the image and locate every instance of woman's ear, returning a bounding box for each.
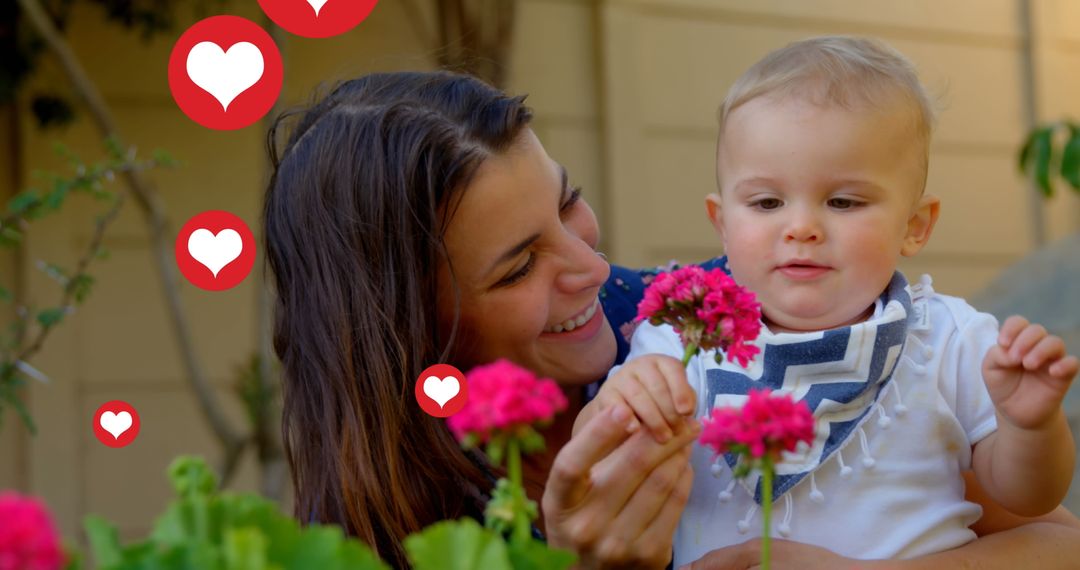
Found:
[901,194,941,257]
[705,193,727,248]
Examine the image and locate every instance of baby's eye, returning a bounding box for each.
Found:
[828,198,862,210]
[751,198,782,210]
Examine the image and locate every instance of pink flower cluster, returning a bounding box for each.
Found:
[0,492,64,570]
[447,359,569,443]
[700,389,815,461]
[637,266,762,366]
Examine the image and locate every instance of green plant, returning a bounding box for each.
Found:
[0,139,173,434]
[1018,120,1080,197]
[80,456,389,570]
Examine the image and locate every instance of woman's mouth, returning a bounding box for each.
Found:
[542,298,602,334]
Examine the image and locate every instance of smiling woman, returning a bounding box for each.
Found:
[263,71,697,569]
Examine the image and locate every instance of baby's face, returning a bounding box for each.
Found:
[711,94,934,333]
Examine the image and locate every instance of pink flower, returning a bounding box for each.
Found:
[0,492,64,570]
[447,359,569,444]
[699,389,815,462]
[637,266,762,366]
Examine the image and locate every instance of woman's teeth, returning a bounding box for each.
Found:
[545,299,600,333]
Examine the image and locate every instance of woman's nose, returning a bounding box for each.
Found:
[555,238,610,294]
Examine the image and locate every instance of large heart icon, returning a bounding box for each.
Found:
[188,228,243,278]
[423,376,460,408]
[306,0,330,17]
[100,411,132,439]
[186,41,264,112]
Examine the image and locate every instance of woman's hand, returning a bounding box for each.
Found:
[543,403,700,569]
[678,539,866,570]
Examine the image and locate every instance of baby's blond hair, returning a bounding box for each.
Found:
[718,36,937,187]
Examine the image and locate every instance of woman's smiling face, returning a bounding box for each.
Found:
[437,129,616,385]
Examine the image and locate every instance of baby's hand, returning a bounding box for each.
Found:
[591,354,697,443]
[982,316,1079,430]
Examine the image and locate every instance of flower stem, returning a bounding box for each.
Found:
[761,460,773,570]
[681,342,698,367]
[507,437,530,545]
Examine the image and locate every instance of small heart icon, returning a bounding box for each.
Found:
[423,376,460,409]
[188,228,243,277]
[186,41,264,112]
[100,411,132,439]
[306,0,330,17]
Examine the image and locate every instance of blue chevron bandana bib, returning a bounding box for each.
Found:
[702,270,914,505]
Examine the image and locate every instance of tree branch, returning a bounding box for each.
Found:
[17,0,247,462]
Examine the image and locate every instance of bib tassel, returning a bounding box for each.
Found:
[858,427,876,469]
[778,493,794,537]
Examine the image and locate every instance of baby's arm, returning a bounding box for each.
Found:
[971,316,1078,516]
[574,323,698,442]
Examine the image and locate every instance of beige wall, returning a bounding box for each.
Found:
[2,0,1078,545]
[600,0,1080,298]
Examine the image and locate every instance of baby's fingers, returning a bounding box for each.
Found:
[1049,355,1080,381]
[618,374,675,443]
[1008,323,1048,362]
[1019,335,1065,371]
[998,316,1030,348]
[653,356,696,417]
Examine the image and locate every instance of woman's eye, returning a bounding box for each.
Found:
[752,198,782,210]
[560,187,582,213]
[499,253,535,287]
[828,198,862,209]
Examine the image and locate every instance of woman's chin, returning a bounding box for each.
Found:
[542,318,617,386]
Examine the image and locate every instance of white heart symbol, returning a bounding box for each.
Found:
[423,376,460,408]
[188,228,243,277]
[186,41,264,112]
[306,0,330,17]
[100,411,132,439]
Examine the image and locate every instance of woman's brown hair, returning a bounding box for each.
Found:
[263,71,533,568]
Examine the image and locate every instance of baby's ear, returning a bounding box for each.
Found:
[901,194,940,257]
[705,193,727,246]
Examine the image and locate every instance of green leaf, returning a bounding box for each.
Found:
[405,519,513,570]
[168,455,219,498]
[224,527,269,570]
[37,307,67,327]
[46,179,71,210]
[1031,126,1055,197]
[104,137,126,161]
[153,149,177,167]
[507,539,577,570]
[0,285,10,302]
[1062,125,1080,191]
[85,515,124,568]
[8,190,41,215]
[62,540,84,570]
[485,434,506,468]
[0,226,22,247]
[70,275,95,304]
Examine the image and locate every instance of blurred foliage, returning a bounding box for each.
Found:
[2,0,229,128]
[70,454,572,569]
[1019,120,1080,198]
[0,138,175,434]
[80,456,391,570]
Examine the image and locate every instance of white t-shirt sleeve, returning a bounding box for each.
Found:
[608,321,686,374]
[937,302,999,445]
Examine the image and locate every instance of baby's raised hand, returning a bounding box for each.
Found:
[591,354,697,443]
[982,316,1079,430]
